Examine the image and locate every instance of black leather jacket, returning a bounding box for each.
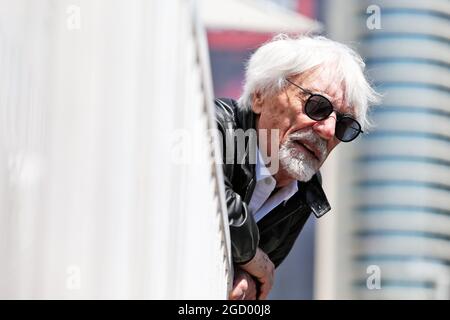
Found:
[215,98,331,267]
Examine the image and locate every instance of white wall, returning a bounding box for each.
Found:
[0,0,231,299]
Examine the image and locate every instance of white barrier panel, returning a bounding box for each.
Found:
[0,0,231,299]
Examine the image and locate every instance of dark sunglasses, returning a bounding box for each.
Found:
[286,79,363,142]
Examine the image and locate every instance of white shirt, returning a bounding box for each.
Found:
[248,149,298,222]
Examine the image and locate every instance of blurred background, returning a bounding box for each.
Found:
[0,0,449,299]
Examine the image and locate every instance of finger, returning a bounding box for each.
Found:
[229,278,248,300]
[245,288,257,300]
[232,270,247,287]
[229,286,243,300]
[257,282,270,300]
[245,277,258,300]
[237,278,248,292]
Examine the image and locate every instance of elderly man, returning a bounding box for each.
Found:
[215,35,379,300]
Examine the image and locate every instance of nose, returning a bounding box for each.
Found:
[312,114,336,141]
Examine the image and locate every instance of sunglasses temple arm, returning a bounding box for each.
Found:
[285,79,311,95]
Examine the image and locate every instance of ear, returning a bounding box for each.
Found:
[251,91,264,114]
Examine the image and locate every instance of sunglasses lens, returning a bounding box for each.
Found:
[305,95,333,120]
[336,116,361,142]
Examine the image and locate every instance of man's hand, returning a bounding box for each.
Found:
[238,247,275,299]
[229,268,258,300]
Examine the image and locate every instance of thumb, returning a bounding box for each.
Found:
[229,279,248,300]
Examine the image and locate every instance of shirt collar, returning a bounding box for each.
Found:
[256,148,273,182]
[255,148,298,199]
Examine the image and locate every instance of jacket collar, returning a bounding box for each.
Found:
[235,105,257,179]
[300,173,331,218]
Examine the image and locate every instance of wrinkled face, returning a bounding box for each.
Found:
[252,69,355,182]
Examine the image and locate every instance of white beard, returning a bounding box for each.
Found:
[278,130,327,182]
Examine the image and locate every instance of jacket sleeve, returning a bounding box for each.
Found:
[223,168,259,264]
[214,99,259,264]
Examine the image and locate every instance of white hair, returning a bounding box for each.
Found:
[238,34,381,132]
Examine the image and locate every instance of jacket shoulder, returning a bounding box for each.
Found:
[214,98,239,128]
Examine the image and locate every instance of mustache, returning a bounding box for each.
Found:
[287,129,327,161]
